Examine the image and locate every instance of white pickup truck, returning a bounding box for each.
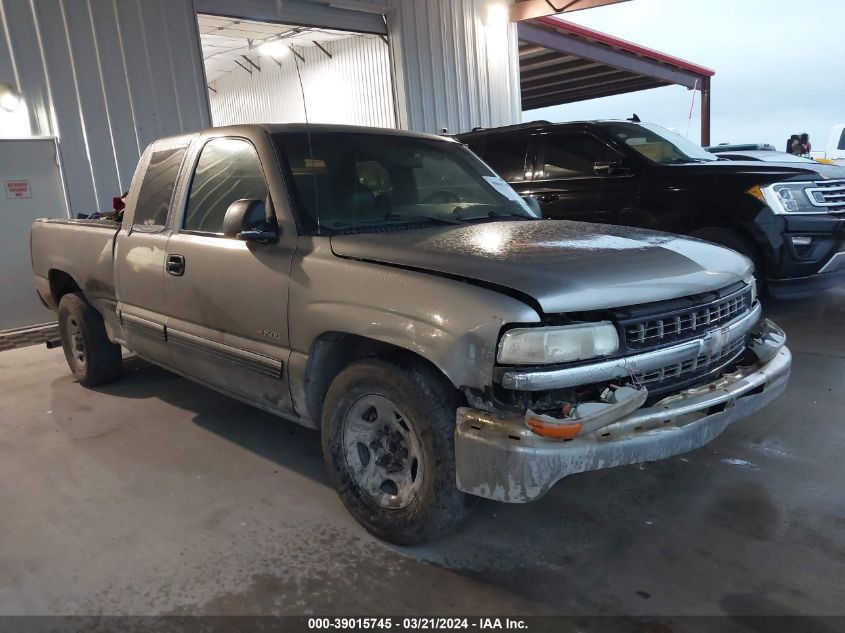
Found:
[822,124,845,164]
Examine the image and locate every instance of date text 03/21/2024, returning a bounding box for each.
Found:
[307,618,528,630]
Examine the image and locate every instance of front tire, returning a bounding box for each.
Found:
[57,292,122,387]
[691,227,761,271]
[321,358,476,545]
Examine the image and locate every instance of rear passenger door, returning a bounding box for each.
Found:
[115,137,190,365]
[162,136,296,415]
[528,131,638,224]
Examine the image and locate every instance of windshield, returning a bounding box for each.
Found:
[600,122,719,164]
[273,131,539,234]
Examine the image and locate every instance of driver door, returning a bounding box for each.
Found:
[162,136,296,415]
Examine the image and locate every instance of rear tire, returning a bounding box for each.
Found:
[321,358,476,545]
[57,292,122,387]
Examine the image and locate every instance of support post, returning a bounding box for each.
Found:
[700,76,711,146]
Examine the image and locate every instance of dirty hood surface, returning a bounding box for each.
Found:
[330,220,752,313]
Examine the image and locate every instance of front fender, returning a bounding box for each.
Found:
[289,238,540,395]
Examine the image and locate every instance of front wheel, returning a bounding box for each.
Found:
[690,227,767,293]
[691,227,761,271]
[321,358,476,545]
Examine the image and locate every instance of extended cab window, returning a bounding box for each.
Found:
[133,146,187,227]
[183,138,268,234]
[536,134,623,179]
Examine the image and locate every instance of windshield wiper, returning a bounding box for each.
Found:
[329,213,465,231]
[449,204,533,222]
[385,211,465,225]
[484,210,533,220]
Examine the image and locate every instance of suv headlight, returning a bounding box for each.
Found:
[748,182,818,214]
[498,321,619,365]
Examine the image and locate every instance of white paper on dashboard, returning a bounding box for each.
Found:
[482,176,533,213]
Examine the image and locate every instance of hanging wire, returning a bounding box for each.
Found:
[292,46,320,233]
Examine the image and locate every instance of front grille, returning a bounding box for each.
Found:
[621,285,753,351]
[638,336,746,391]
[806,179,845,213]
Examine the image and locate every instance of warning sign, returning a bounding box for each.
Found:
[5,180,32,199]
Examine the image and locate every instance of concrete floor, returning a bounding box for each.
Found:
[1,290,844,618]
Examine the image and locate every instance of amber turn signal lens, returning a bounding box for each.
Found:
[746,184,766,203]
[525,417,582,440]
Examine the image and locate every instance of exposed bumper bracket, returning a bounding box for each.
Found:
[455,319,790,503]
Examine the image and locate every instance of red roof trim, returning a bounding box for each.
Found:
[534,15,715,78]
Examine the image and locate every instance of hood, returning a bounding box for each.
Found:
[665,160,845,182]
[774,161,845,180]
[665,160,818,180]
[330,220,752,314]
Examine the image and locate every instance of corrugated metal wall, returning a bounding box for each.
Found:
[385,0,521,134]
[208,34,395,129]
[0,0,210,215]
[0,0,521,210]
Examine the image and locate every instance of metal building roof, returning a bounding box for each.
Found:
[518,16,714,111]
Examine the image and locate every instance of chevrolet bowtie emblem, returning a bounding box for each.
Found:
[700,326,730,356]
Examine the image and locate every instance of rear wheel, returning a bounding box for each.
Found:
[321,358,476,545]
[58,292,122,387]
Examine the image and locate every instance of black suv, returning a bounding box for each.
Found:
[458,121,845,299]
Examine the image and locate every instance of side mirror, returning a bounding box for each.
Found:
[222,198,279,243]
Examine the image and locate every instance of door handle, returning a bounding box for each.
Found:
[166,254,185,276]
[536,193,560,203]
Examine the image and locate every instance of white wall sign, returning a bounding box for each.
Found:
[1,138,67,330]
[5,179,31,199]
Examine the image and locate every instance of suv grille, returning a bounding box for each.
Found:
[806,179,845,213]
[621,284,753,351]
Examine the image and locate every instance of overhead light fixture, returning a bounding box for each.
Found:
[485,3,508,27]
[0,83,22,112]
[258,40,290,58]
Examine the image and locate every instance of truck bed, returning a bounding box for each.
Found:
[30,218,120,315]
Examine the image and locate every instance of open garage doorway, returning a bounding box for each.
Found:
[198,15,396,128]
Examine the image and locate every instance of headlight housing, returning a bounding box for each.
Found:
[748,181,818,215]
[498,321,619,365]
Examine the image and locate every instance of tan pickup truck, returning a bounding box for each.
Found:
[31,124,791,544]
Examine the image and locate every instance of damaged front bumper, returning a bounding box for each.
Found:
[455,319,791,503]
